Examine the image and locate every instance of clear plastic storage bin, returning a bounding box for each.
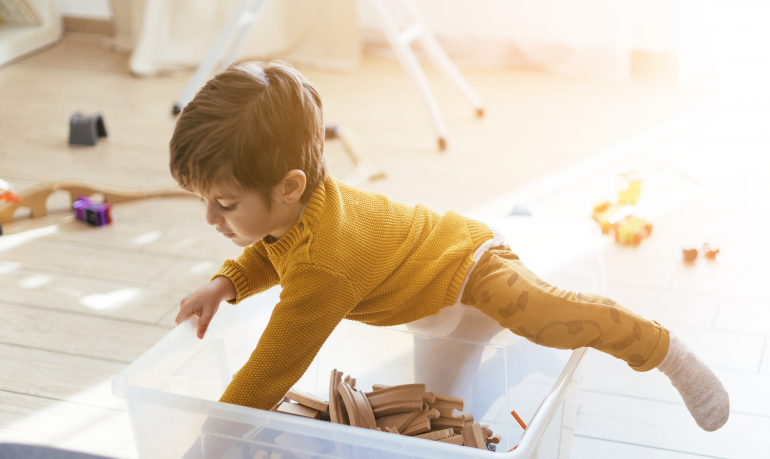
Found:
[113,217,605,459]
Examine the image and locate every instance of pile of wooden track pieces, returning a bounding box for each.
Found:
[272,369,501,451]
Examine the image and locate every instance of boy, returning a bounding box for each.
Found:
[172,60,729,432]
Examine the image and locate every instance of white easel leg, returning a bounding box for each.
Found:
[400,0,485,116]
[416,32,485,116]
[172,0,268,114]
[218,4,268,72]
[370,0,448,150]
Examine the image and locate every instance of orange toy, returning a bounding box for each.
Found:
[683,248,698,262]
[703,243,720,259]
[0,191,19,203]
[508,410,528,452]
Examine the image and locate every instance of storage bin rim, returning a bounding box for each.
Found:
[112,379,511,458]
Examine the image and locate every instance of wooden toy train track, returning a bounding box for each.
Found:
[265,368,502,452]
[0,180,195,224]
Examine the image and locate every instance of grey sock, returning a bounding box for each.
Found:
[657,333,730,431]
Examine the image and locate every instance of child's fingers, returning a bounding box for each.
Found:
[175,305,195,325]
[197,306,216,339]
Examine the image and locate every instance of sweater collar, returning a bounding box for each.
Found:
[262,177,327,259]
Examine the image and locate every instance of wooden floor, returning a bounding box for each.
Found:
[3,32,764,458]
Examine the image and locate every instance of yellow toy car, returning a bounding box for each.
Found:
[615,217,653,246]
[592,201,633,234]
[592,201,653,245]
[617,179,641,205]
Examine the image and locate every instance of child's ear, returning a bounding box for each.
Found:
[279,169,307,203]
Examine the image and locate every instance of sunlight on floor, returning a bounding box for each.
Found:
[0,225,58,252]
[80,288,142,311]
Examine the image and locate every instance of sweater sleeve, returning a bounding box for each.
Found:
[219,264,359,411]
[211,242,280,305]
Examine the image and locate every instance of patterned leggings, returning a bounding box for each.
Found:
[461,246,670,372]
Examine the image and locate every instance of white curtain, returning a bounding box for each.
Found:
[113,0,679,82]
[110,0,361,75]
[361,0,677,81]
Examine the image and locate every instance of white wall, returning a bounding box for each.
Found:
[57,0,111,19]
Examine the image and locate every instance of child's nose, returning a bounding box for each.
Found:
[205,205,223,226]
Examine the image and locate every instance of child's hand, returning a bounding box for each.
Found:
[175,276,236,339]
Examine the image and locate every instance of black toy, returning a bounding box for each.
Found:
[69,113,108,146]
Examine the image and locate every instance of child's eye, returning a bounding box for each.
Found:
[218,202,236,212]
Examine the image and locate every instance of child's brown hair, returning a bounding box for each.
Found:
[170,60,326,206]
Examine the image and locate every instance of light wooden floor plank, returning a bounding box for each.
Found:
[0,302,170,363]
[605,284,719,331]
[0,110,177,152]
[0,130,171,172]
[670,262,770,305]
[580,349,770,419]
[18,33,131,73]
[151,258,230,292]
[603,251,679,290]
[113,197,213,227]
[576,391,770,459]
[0,237,177,285]
[0,91,176,125]
[572,435,722,459]
[714,299,770,337]
[670,326,764,373]
[1,211,241,262]
[0,344,127,411]
[0,175,39,195]
[0,267,183,324]
[0,151,158,188]
[0,65,186,114]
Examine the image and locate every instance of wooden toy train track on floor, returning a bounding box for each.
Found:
[0,180,195,224]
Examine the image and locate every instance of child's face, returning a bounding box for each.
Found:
[198,182,298,248]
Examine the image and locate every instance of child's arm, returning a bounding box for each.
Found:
[175,276,236,339]
[219,264,359,412]
[176,242,278,339]
[215,243,280,304]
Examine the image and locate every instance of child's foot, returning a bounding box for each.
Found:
[657,333,730,431]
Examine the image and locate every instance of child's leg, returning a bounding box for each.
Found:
[462,246,669,370]
[462,245,729,431]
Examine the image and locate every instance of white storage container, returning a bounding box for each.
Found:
[113,217,605,459]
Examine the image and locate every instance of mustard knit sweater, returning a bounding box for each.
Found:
[213,176,493,411]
